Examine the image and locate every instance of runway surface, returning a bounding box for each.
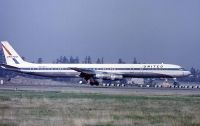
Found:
[0,83,199,95]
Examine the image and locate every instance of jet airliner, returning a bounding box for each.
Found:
[0,41,191,85]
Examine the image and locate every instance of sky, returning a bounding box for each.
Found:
[0,0,200,69]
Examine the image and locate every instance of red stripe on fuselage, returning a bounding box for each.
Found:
[2,44,12,56]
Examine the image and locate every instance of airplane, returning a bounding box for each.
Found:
[0,41,191,86]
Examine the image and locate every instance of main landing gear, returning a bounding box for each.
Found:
[173,78,180,86]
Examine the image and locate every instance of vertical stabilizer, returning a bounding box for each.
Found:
[1,41,28,65]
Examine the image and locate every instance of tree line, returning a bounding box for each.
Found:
[35,56,139,64]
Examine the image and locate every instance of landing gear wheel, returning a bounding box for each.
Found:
[173,82,180,87]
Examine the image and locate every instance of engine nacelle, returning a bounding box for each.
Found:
[95,74,123,80]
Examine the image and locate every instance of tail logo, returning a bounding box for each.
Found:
[2,44,19,64]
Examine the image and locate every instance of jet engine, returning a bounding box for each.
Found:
[95,74,123,80]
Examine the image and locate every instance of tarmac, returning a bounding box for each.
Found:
[0,83,199,95]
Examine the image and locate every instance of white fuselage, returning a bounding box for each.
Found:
[14,63,190,78]
[1,41,191,82]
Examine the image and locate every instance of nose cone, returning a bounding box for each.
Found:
[183,71,191,76]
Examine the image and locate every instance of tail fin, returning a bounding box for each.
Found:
[1,41,29,65]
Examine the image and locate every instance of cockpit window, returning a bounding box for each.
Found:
[179,68,185,71]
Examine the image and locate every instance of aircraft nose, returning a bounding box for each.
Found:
[183,71,191,76]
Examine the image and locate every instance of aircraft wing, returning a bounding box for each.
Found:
[69,67,123,86]
[70,67,103,85]
[69,67,111,75]
[69,67,96,75]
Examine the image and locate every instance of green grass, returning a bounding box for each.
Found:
[0,123,17,126]
[1,90,200,102]
[0,90,199,126]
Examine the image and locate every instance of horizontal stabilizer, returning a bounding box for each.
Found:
[0,64,20,71]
